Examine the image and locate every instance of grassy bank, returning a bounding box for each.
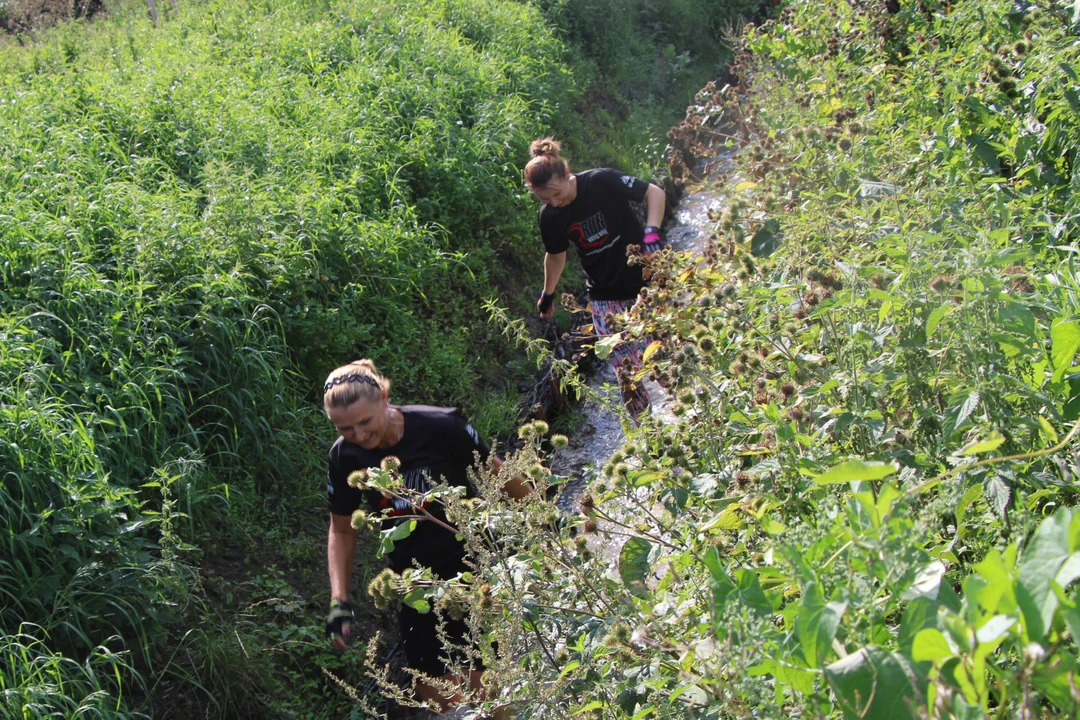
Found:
[400,0,1080,717]
[0,0,754,715]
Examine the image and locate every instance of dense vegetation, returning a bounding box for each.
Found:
[0,0,757,716]
[363,0,1080,717]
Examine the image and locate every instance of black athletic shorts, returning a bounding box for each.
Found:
[399,604,482,677]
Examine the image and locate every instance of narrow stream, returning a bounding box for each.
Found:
[552,147,740,510]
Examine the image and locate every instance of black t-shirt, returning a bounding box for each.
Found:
[538,168,651,301]
[327,405,490,575]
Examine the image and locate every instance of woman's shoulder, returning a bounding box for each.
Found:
[398,404,466,426]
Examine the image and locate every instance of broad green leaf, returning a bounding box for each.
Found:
[824,646,920,720]
[734,568,773,614]
[912,628,955,663]
[901,561,946,601]
[619,537,653,599]
[642,340,662,362]
[962,431,1005,455]
[955,391,980,429]
[1038,417,1059,444]
[899,598,943,655]
[975,615,1015,645]
[926,305,951,338]
[983,475,1011,519]
[403,588,431,614]
[797,582,847,668]
[379,519,417,556]
[594,332,622,360]
[956,484,984,525]
[703,547,737,637]
[1051,319,1080,383]
[1016,508,1073,643]
[1055,553,1080,589]
[702,505,743,531]
[751,218,782,257]
[749,659,815,694]
[813,459,897,485]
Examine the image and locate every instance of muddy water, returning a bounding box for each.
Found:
[552,147,740,511]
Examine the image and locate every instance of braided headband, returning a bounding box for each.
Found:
[323,373,381,394]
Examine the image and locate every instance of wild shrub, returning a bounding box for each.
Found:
[364,0,1080,716]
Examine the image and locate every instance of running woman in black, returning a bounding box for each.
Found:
[525,137,666,423]
[322,359,529,713]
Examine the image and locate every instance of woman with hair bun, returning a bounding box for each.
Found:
[525,137,666,423]
[321,359,528,714]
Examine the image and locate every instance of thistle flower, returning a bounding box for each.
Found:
[780,382,796,398]
[367,568,400,610]
[583,518,598,534]
[527,464,549,481]
[551,434,569,449]
[381,456,401,473]
[734,472,751,490]
[603,621,632,647]
[347,469,370,489]
[579,493,595,512]
[351,508,373,530]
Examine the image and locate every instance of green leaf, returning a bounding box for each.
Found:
[813,459,897,485]
[402,587,431,614]
[901,561,946,601]
[974,615,1015,645]
[1017,508,1073,643]
[619,537,653,599]
[966,134,1000,173]
[955,391,980,429]
[962,431,1005,455]
[983,475,1011,519]
[703,547,736,637]
[926,305,951,338]
[912,628,955,663]
[379,519,416,556]
[749,659,815,694]
[824,646,920,720]
[1051,319,1080,383]
[734,568,773,614]
[594,333,622,360]
[797,582,847,669]
[751,218,782,257]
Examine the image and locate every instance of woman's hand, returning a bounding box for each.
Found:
[326,599,354,650]
[537,291,556,318]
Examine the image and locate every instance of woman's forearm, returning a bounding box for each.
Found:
[543,252,566,294]
[328,521,359,601]
[645,183,666,229]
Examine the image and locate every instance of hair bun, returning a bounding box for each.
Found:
[529,137,562,158]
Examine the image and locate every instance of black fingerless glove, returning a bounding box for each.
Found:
[326,599,354,643]
[537,291,556,314]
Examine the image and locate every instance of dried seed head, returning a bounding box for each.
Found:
[381,456,401,473]
[583,518,598,534]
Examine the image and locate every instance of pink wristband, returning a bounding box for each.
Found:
[643,231,660,245]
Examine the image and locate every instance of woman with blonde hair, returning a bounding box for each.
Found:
[321,359,527,714]
[525,137,666,423]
